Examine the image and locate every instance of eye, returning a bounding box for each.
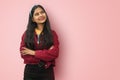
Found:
[40,11,45,14]
[34,13,39,16]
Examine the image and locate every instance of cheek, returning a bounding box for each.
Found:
[43,14,47,17]
[44,15,47,20]
[33,17,37,21]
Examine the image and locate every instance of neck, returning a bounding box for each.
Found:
[37,23,44,31]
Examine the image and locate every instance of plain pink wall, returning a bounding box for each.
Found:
[0,0,120,80]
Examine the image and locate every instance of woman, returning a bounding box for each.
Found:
[20,5,59,80]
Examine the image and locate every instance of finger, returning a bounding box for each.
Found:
[21,50,27,53]
[20,50,23,53]
[49,46,54,50]
[21,51,28,55]
[22,53,27,55]
[20,50,25,54]
[22,47,28,50]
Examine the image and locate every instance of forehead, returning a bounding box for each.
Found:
[34,7,44,13]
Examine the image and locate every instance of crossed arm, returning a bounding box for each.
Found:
[20,31,59,62]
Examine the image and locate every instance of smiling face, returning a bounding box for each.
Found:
[32,7,47,24]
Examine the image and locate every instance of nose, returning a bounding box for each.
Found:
[39,13,42,16]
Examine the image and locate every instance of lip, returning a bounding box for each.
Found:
[38,17,45,20]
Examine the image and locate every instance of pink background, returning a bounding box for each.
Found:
[0,0,120,80]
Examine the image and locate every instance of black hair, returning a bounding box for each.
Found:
[24,5,53,50]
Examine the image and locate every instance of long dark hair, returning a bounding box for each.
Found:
[24,5,53,50]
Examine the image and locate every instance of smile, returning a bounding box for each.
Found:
[38,17,45,20]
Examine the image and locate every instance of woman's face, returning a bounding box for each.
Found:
[32,7,47,24]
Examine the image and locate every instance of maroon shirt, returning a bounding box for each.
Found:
[20,30,59,69]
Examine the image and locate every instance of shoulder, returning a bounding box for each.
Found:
[21,30,26,39]
[51,30,59,39]
[51,30,59,44]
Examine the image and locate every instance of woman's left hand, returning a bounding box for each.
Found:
[21,47,35,55]
[49,45,54,50]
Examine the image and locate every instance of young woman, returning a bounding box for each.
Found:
[20,5,59,80]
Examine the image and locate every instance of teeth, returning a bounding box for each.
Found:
[39,17,44,19]
[38,18,44,20]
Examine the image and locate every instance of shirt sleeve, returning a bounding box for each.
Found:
[20,31,35,61]
[34,30,59,62]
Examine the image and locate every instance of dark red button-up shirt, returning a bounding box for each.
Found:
[20,30,59,69]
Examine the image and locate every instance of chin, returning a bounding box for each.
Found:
[39,20,46,23]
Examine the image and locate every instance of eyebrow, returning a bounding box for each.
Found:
[35,10,44,13]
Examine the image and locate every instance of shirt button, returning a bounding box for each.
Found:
[45,64,47,67]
